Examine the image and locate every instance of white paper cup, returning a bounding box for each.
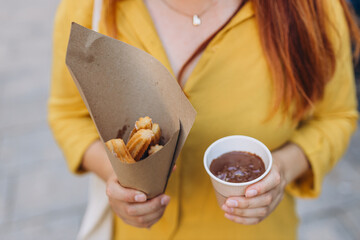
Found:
[203,135,272,206]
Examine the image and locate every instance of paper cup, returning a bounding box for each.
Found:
[203,135,272,206]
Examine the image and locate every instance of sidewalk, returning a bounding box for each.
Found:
[0,1,359,239]
[297,130,360,240]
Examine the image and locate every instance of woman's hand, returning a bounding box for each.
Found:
[106,174,171,228]
[82,140,175,228]
[221,143,310,225]
[221,160,286,225]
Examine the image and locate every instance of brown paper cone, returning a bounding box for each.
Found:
[66,23,196,198]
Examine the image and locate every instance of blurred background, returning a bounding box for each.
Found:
[0,0,359,239]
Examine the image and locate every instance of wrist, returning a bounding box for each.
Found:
[272,152,290,185]
[271,142,310,185]
[82,140,115,181]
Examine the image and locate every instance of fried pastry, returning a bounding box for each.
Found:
[107,116,164,162]
[148,144,163,155]
[129,116,153,139]
[127,129,155,161]
[105,139,136,164]
[136,116,153,130]
[151,123,161,145]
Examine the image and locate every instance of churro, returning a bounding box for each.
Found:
[151,123,161,145]
[105,139,136,163]
[106,116,164,163]
[148,144,163,155]
[129,116,153,139]
[127,129,154,161]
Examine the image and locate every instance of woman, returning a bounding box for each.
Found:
[49,0,359,239]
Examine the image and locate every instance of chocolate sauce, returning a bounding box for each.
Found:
[116,125,128,139]
[210,151,265,183]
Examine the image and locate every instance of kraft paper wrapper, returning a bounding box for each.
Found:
[66,23,196,198]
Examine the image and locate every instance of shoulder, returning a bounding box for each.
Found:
[323,0,349,32]
[322,0,352,53]
[55,0,94,28]
[53,0,94,58]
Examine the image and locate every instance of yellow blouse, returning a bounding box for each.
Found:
[49,0,358,239]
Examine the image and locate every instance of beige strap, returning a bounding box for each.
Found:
[92,0,103,32]
[77,1,113,240]
[76,175,112,240]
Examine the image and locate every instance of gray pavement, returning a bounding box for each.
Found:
[0,0,359,239]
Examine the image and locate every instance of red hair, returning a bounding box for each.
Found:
[253,0,360,120]
[103,0,360,120]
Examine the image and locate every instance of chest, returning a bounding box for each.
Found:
[106,2,298,150]
[143,0,243,85]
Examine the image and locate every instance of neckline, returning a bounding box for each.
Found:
[122,0,255,92]
[177,0,250,84]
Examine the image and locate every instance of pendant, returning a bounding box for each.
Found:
[193,14,201,26]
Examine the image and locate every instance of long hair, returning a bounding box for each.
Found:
[252,0,360,120]
[103,0,360,121]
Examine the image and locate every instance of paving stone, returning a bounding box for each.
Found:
[0,0,88,238]
[10,158,89,222]
[0,43,7,65]
[340,206,360,239]
[296,157,360,219]
[0,0,55,129]
[0,205,85,240]
[2,2,55,80]
[1,71,49,100]
[0,178,8,225]
[0,90,48,131]
[0,47,50,130]
[0,124,62,176]
[343,129,360,168]
[298,217,354,240]
[0,38,52,78]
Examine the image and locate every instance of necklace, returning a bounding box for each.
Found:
[161,0,217,26]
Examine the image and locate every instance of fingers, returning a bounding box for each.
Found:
[224,214,261,225]
[118,195,170,228]
[223,184,285,225]
[244,167,281,197]
[126,194,170,217]
[225,192,275,209]
[106,176,170,228]
[222,192,284,224]
[124,205,167,228]
[222,194,271,225]
[106,175,171,228]
[106,176,147,203]
[222,205,268,218]
[221,163,286,225]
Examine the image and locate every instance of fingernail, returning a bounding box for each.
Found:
[221,204,234,213]
[224,213,233,220]
[134,194,146,202]
[161,196,170,206]
[226,199,238,207]
[246,189,258,198]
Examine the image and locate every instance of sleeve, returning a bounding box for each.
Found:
[286,0,359,198]
[48,0,99,174]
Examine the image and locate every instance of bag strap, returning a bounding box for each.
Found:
[92,0,103,31]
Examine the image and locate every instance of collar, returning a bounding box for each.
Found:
[120,0,255,76]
